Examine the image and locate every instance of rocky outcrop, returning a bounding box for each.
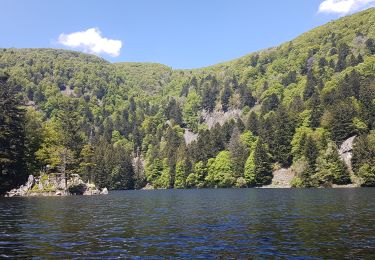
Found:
[5,175,35,197]
[142,183,154,190]
[201,109,242,129]
[184,129,198,145]
[262,168,295,188]
[5,174,108,197]
[338,136,356,172]
[100,187,109,195]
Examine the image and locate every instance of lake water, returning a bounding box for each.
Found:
[0,189,374,258]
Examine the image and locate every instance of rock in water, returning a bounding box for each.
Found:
[5,174,104,197]
[25,175,34,189]
[142,183,154,190]
[338,136,356,172]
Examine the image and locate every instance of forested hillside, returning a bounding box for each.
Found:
[1,8,374,193]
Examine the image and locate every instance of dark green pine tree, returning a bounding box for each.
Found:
[304,136,319,170]
[0,74,28,194]
[220,85,231,112]
[92,137,112,188]
[349,54,358,67]
[357,53,364,64]
[282,70,297,86]
[300,135,319,187]
[201,77,218,112]
[329,99,356,143]
[189,129,211,163]
[260,93,280,115]
[303,70,317,100]
[337,71,360,99]
[164,98,183,126]
[111,145,135,190]
[352,134,374,173]
[228,127,247,178]
[239,84,256,109]
[269,106,295,167]
[335,43,349,72]
[365,38,375,54]
[246,111,259,136]
[163,126,183,187]
[210,124,225,156]
[358,77,375,129]
[347,70,361,99]
[58,99,84,157]
[253,139,273,186]
[309,91,323,129]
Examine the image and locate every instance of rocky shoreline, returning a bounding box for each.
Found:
[5,174,108,197]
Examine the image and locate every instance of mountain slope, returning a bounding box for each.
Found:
[0,8,374,192]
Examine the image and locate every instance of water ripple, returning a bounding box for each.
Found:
[0,189,374,258]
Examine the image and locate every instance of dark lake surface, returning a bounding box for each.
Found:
[0,189,374,259]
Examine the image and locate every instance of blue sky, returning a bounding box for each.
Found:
[1,0,374,68]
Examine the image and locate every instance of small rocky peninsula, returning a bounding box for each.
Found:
[5,174,108,197]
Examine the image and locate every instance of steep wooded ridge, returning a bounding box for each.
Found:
[1,9,374,193]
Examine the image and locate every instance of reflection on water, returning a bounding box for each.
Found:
[0,189,374,258]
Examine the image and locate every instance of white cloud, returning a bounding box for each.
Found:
[318,0,375,15]
[58,28,122,57]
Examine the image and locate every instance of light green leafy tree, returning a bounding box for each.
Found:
[205,151,236,188]
[186,161,207,188]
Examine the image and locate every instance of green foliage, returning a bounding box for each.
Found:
[186,161,207,188]
[303,135,319,170]
[1,9,375,191]
[357,164,375,187]
[153,158,171,189]
[24,108,43,175]
[314,142,351,185]
[0,75,28,194]
[228,127,248,177]
[183,90,201,131]
[245,111,259,136]
[91,138,135,189]
[352,132,375,186]
[35,120,67,169]
[220,85,231,112]
[244,139,273,186]
[266,106,295,166]
[174,160,188,189]
[290,158,309,187]
[206,151,236,188]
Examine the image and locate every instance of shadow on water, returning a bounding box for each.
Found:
[0,188,374,258]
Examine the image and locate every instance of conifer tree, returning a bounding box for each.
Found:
[328,99,356,143]
[221,86,231,112]
[111,145,135,190]
[79,143,95,183]
[303,70,317,100]
[303,136,318,170]
[315,142,351,185]
[174,160,188,188]
[335,43,349,72]
[244,139,272,186]
[228,127,247,177]
[0,74,27,194]
[268,106,295,166]
[246,111,259,136]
